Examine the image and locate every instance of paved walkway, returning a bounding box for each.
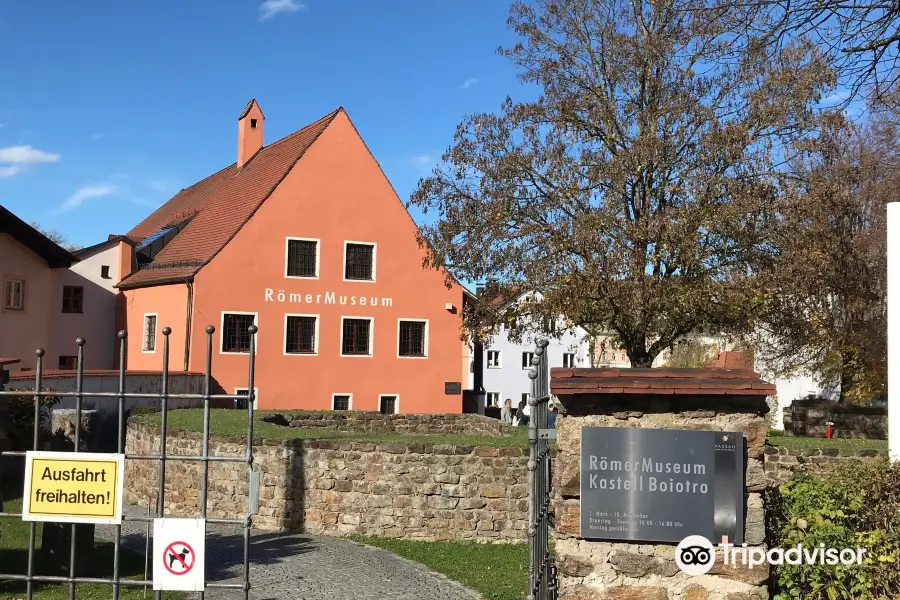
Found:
[95,506,482,600]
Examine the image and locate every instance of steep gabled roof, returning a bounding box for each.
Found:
[72,235,136,259]
[0,205,79,268]
[117,108,342,289]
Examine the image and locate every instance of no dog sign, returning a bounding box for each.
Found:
[153,518,205,591]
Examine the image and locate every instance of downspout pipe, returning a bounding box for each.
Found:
[184,280,193,371]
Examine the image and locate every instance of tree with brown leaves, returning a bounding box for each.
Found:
[746,114,894,403]
[729,0,900,104]
[411,0,834,366]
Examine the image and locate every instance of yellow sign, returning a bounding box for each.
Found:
[21,451,125,524]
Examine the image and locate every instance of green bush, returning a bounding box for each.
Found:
[6,390,60,450]
[128,405,161,417]
[767,459,900,599]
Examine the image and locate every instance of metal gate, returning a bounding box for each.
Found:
[0,323,258,599]
[527,339,557,600]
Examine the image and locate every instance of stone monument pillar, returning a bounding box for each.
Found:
[39,409,100,576]
[551,367,774,600]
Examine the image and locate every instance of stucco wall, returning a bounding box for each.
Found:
[122,283,189,371]
[124,422,529,542]
[51,244,120,370]
[0,232,56,363]
[186,111,467,413]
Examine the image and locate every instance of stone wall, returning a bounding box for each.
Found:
[260,411,509,437]
[763,446,886,486]
[782,404,887,439]
[552,384,772,600]
[124,422,528,541]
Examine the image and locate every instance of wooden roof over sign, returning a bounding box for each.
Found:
[550,367,776,396]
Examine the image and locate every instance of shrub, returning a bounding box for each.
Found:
[128,406,161,418]
[6,390,61,450]
[767,459,900,599]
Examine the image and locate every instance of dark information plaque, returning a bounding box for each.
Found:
[444,382,461,395]
[580,427,744,544]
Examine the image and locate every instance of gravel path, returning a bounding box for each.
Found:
[95,505,482,600]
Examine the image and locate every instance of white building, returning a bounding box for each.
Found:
[50,236,132,371]
[478,291,590,408]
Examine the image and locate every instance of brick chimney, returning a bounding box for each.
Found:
[237,99,265,168]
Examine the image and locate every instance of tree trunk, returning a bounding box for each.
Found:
[838,350,856,404]
[587,335,598,368]
[625,337,655,368]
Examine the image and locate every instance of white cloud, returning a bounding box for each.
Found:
[460,78,479,89]
[0,145,60,164]
[57,184,116,213]
[410,154,433,166]
[259,0,305,20]
[0,145,60,178]
[821,90,851,104]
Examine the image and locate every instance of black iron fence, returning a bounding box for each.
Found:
[0,324,258,600]
[527,339,557,600]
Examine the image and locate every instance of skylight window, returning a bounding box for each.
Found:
[138,226,175,249]
[135,216,195,265]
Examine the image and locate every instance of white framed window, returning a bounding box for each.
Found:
[285,237,320,279]
[378,394,399,414]
[284,313,319,355]
[487,350,501,369]
[221,311,258,354]
[332,393,352,411]
[397,319,428,358]
[486,392,500,406]
[142,313,158,352]
[234,387,258,410]
[522,393,530,406]
[522,352,535,369]
[343,241,376,282]
[563,353,576,368]
[3,279,24,309]
[341,316,374,357]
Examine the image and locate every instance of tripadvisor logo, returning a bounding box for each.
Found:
[675,535,868,576]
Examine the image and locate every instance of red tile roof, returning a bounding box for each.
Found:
[707,350,755,370]
[117,107,342,289]
[550,367,776,396]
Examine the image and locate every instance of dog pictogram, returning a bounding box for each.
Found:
[163,541,195,575]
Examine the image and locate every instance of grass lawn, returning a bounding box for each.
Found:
[0,483,182,600]
[134,409,529,448]
[348,536,528,600]
[767,429,888,453]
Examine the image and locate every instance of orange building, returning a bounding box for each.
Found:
[115,101,472,413]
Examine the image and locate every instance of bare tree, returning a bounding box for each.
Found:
[729,0,900,103]
[29,221,81,253]
[746,113,894,402]
[411,0,833,366]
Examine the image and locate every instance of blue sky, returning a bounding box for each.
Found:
[0,0,529,247]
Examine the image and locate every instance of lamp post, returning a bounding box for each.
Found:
[886,203,900,461]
